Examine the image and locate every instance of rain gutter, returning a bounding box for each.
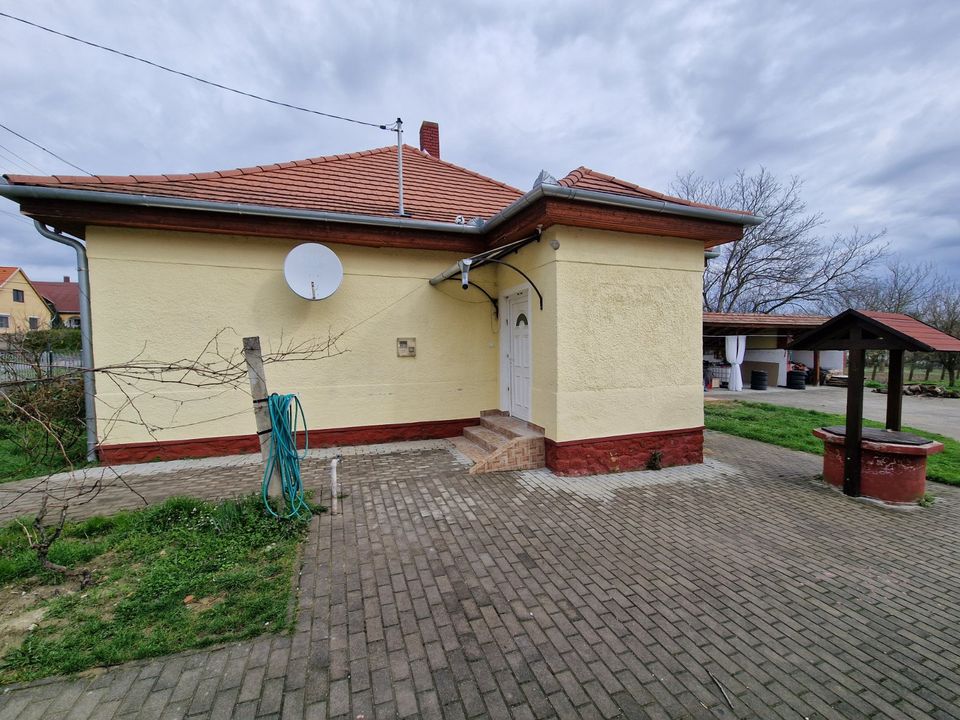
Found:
[0,181,482,234]
[0,179,763,239]
[32,220,98,463]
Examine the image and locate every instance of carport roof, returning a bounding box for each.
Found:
[703,312,828,336]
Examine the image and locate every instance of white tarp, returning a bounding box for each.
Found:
[724,335,747,391]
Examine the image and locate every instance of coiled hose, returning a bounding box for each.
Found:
[262,393,311,520]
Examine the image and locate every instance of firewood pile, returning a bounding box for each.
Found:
[872,384,960,399]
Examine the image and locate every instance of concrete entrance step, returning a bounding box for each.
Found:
[455,411,546,474]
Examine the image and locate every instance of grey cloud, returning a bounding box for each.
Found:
[0,0,957,282]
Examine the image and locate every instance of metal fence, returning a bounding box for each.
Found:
[0,350,83,383]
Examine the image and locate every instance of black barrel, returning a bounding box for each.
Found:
[786,370,806,390]
[750,370,768,390]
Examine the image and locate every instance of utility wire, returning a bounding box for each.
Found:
[0,11,393,131]
[0,140,48,174]
[0,148,33,174]
[0,121,91,175]
[0,207,32,224]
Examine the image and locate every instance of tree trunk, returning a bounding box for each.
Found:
[925,365,932,380]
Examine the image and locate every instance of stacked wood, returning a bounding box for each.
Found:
[872,384,960,399]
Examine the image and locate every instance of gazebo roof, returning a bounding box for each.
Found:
[788,309,960,353]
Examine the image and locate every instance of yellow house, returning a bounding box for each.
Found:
[1,123,760,473]
[0,266,52,333]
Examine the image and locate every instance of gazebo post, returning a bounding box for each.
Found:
[844,344,865,496]
[886,349,904,431]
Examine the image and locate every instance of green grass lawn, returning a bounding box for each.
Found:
[704,400,960,486]
[0,436,87,484]
[0,495,311,684]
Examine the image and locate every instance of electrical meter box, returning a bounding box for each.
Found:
[397,338,416,357]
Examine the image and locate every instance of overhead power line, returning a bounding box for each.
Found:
[0,11,393,131]
[0,121,91,175]
[0,140,48,173]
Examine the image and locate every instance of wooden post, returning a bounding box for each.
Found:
[811,350,821,386]
[844,345,865,497]
[243,336,282,502]
[886,349,904,431]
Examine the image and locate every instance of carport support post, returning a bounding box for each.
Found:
[243,336,282,503]
[886,349,904,431]
[844,345,865,497]
[811,351,821,386]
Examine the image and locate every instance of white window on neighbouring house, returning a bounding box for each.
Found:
[68,317,81,328]
[0,315,8,329]
[28,316,39,330]
[12,289,24,303]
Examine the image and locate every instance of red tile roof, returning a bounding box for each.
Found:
[33,280,80,313]
[559,167,754,216]
[703,312,829,329]
[5,145,524,224]
[0,266,18,286]
[860,311,960,353]
[4,146,759,229]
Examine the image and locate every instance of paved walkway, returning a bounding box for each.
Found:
[3,434,960,719]
[708,385,960,441]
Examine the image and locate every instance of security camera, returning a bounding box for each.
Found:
[459,258,472,290]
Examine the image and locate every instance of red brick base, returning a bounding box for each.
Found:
[545,427,704,476]
[814,428,943,504]
[98,417,479,464]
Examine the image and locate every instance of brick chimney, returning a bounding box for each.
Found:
[419,121,440,158]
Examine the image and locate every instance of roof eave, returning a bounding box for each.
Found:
[479,183,763,232]
[0,180,484,235]
[0,176,763,239]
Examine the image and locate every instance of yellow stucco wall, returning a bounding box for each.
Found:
[495,234,558,438]
[86,227,500,446]
[550,227,704,441]
[0,270,51,333]
[747,335,778,349]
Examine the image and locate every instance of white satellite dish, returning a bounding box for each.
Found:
[283,243,343,300]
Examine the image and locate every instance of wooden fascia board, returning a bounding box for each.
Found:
[488,196,746,248]
[19,193,747,255]
[19,199,486,254]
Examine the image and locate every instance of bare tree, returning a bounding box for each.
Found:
[672,168,887,313]
[827,259,934,315]
[825,259,938,379]
[924,279,960,387]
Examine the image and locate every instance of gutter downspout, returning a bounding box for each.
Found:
[33,221,97,462]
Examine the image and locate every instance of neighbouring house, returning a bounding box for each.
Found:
[0,266,52,334]
[32,276,81,329]
[703,312,845,388]
[0,122,760,473]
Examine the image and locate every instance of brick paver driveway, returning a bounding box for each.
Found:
[2,432,960,719]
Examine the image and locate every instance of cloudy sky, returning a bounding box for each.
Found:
[1,0,958,282]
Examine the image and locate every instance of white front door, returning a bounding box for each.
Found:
[505,289,532,421]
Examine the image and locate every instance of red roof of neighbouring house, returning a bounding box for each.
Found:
[0,266,18,286]
[33,280,80,313]
[5,145,524,224]
[559,167,754,216]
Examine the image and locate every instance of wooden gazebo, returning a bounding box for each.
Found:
[789,310,960,502]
